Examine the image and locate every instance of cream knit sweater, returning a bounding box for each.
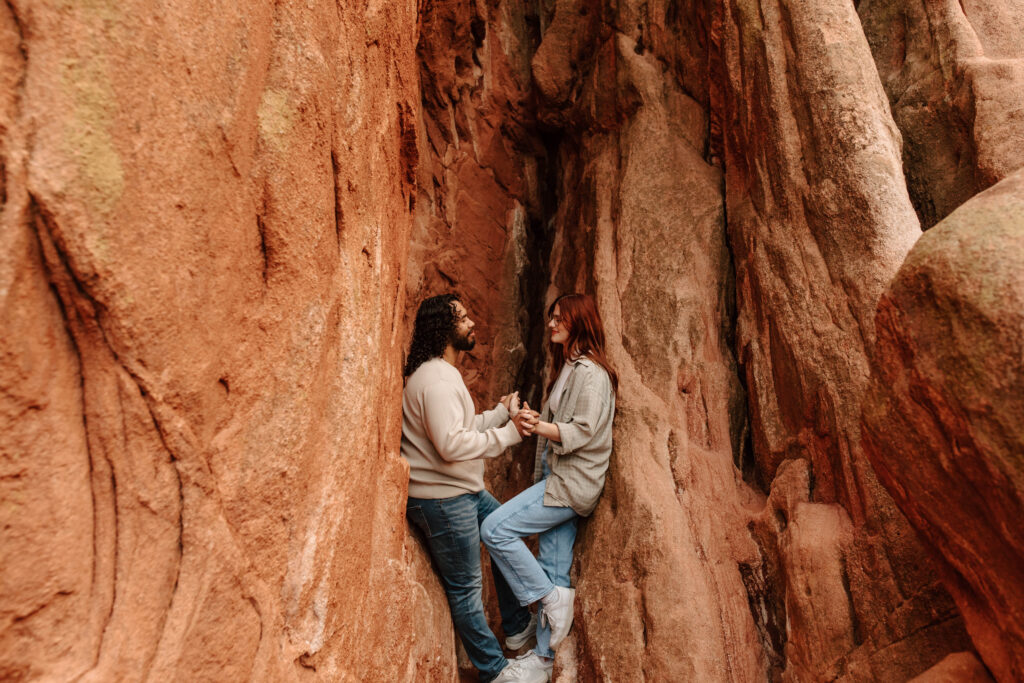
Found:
[401,358,522,499]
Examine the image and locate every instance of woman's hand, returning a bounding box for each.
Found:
[512,401,539,437]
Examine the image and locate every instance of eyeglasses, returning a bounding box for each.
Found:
[548,315,563,325]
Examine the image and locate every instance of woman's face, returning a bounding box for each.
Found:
[548,304,569,347]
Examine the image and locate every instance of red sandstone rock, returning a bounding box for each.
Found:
[407,7,553,671]
[1,0,1014,681]
[409,0,551,518]
[863,169,1024,683]
[540,27,766,675]
[415,0,986,679]
[859,0,1024,228]
[715,0,976,677]
[0,1,453,680]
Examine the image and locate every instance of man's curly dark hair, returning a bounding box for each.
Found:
[404,293,461,377]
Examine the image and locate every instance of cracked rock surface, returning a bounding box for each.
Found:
[2,0,1023,681]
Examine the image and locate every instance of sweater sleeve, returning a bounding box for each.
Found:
[423,382,522,462]
[474,403,510,432]
[551,372,606,455]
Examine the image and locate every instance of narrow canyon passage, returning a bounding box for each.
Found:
[1,0,1022,682]
[410,1,1005,679]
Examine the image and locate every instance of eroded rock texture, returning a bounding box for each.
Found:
[0,1,454,680]
[2,0,1022,681]
[859,0,1024,228]
[409,0,551,506]
[717,0,973,677]
[536,7,762,679]
[406,2,552,674]
[512,0,973,680]
[864,170,1024,683]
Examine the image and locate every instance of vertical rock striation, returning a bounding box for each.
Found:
[405,2,554,673]
[409,0,555,515]
[2,0,1021,680]
[536,6,766,675]
[716,0,972,678]
[495,0,982,680]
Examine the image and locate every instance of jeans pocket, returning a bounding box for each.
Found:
[407,504,450,538]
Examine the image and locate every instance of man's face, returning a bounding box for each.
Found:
[451,300,476,351]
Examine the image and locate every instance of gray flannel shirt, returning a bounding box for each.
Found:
[533,357,616,516]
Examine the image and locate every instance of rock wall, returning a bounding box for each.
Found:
[408,0,552,504]
[535,4,761,678]
[716,0,974,677]
[515,0,974,680]
[3,0,1023,681]
[405,2,552,674]
[0,0,454,680]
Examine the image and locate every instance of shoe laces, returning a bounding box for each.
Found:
[504,658,529,676]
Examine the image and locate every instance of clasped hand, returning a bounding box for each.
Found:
[499,392,540,437]
[512,401,540,437]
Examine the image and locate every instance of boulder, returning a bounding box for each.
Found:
[864,169,1024,682]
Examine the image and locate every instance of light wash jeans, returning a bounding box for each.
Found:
[481,451,579,658]
[407,490,532,682]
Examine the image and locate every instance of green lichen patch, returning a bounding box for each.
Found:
[258,88,296,153]
[59,56,124,218]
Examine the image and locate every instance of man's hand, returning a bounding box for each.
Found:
[499,391,521,417]
[512,401,540,437]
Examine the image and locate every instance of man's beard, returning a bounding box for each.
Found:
[452,330,476,351]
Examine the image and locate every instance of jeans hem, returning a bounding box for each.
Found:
[481,658,509,683]
[517,583,554,607]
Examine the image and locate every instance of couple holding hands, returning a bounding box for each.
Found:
[401,293,617,683]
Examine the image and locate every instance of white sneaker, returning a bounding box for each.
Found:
[513,651,553,682]
[491,655,531,683]
[506,612,537,650]
[541,585,576,650]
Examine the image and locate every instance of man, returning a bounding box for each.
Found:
[401,293,539,683]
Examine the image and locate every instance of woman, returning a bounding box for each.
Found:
[481,293,617,681]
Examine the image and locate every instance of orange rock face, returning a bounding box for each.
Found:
[2,0,1022,681]
[716,0,976,678]
[521,0,973,679]
[859,0,1024,228]
[0,1,453,680]
[864,170,1024,683]
[408,0,551,505]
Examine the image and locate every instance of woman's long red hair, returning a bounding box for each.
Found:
[546,294,618,394]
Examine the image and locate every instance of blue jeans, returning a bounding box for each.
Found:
[480,457,579,659]
[407,490,532,682]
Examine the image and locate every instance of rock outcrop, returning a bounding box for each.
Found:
[536,12,762,679]
[716,0,973,677]
[409,0,551,506]
[406,3,552,674]
[525,0,972,680]
[859,0,1024,228]
[0,1,453,680]
[863,169,1024,683]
